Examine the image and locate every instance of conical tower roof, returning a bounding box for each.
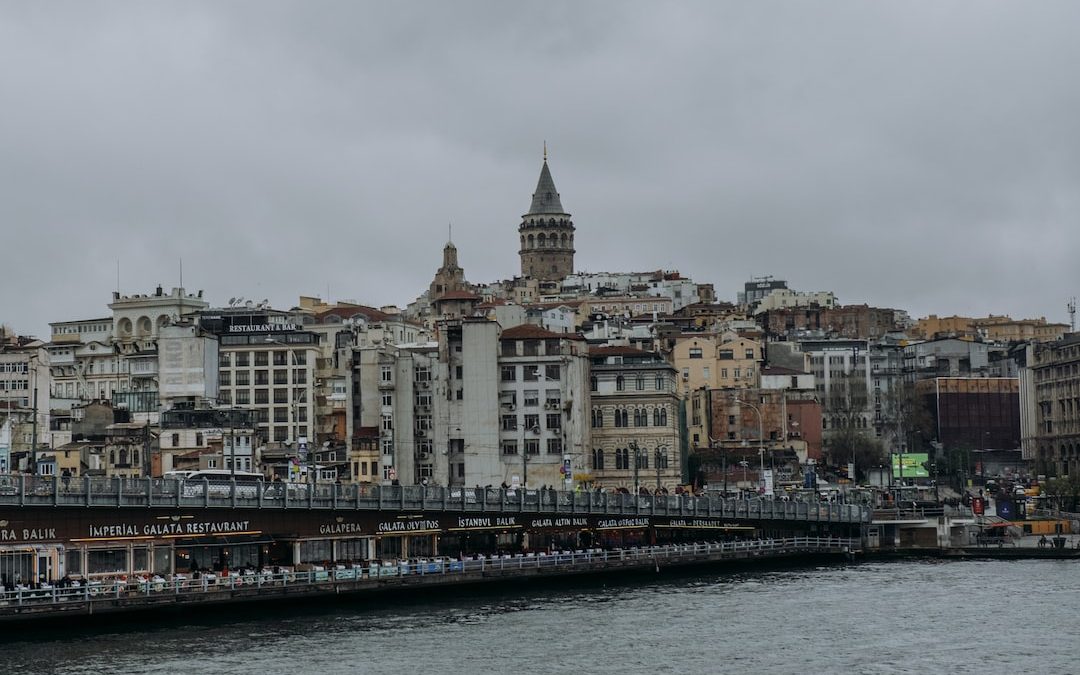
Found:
[526,160,565,215]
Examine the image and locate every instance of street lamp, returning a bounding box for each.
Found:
[734,397,765,492]
[630,440,644,494]
[264,338,311,488]
[522,425,540,489]
[655,445,666,491]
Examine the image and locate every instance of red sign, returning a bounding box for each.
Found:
[971,497,985,515]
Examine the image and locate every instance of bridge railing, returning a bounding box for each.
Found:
[0,536,859,611]
[0,476,871,523]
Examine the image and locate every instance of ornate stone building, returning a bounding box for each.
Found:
[588,346,681,491]
[519,153,575,282]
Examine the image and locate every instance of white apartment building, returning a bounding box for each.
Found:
[754,289,837,314]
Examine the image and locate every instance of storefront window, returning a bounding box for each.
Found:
[226,545,260,569]
[337,539,368,562]
[132,547,149,573]
[376,537,402,560]
[0,552,34,586]
[65,549,83,576]
[299,541,331,564]
[152,547,171,575]
[87,549,128,575]
[408,536,434,557]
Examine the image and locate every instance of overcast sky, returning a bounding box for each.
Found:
[2,1,1078,338]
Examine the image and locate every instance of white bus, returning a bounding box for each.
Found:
[181,470,266,499]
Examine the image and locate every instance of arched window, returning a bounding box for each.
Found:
[592,448,605,470]
[636,375,645,391]
[561,233,568,248]
[634,409,646,427]
[527,234,535,248]
[590,376,598,392]
[537,233,546,248]
[654,408,668,426]
[591,409,603,428]
[616,376,625,391]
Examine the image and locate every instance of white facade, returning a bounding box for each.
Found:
[157,323,219,407]
[754,289,838,314]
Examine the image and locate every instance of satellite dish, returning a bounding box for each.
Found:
[228,297,236,305]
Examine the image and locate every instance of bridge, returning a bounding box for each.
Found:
[0,476,870,524]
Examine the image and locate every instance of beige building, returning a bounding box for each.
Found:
[588,346,681,491]
[915,314,1067,343]
[671,331,763,396]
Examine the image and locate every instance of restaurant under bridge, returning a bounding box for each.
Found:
[0,477,869,586]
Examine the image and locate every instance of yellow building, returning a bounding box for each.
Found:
[671,331,762,395]
[915,314,1067,343]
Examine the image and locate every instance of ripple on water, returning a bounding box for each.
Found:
[3,559,1078,675]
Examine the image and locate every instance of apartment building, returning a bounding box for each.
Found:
[588,346,680,491]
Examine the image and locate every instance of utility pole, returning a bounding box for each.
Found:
[143,421,151,477]
[29,352,38,474]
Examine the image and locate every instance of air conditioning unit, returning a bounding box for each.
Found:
[420,405,430,413]
[508,404,516,411]
[416,430,426,437]
[421,382,430,389]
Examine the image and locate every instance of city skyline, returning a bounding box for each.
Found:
[2,2,1078,336]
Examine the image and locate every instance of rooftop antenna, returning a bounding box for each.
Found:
[543,140,547,162]
[1069,297,1077,333]
[116,259,120,294]
[179,256,183,290]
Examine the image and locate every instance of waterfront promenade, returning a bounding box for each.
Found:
[0,536,857,623]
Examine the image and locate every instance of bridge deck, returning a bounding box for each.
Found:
[0,476,870,524]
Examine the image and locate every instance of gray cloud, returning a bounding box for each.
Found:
[2,1,1078,336]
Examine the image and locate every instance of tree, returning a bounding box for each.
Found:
[823,373,883,480]
[878,380,936,454]
[1042,475,1080,513]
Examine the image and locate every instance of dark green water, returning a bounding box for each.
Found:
[5,559,1077,674]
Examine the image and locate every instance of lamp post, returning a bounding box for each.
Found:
[264,338,311,488]
[655,445,665,491]
[734,397,765,493]
[522,425,540,489]
[709,435,726,495]
[630,440,642,494]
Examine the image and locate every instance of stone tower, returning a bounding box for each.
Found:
[519,151,575,281]
[429,237,467,299]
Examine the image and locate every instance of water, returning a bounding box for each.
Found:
[4,559,1078,674]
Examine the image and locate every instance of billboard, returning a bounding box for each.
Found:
[892,453,930,479]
